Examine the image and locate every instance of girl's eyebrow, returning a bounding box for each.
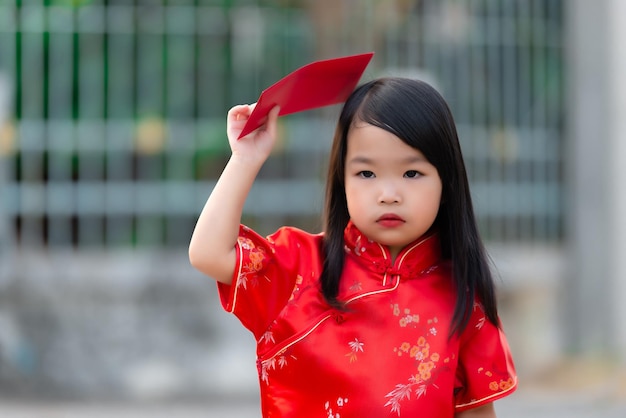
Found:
[346,156,374,165]
[347,155,428,165]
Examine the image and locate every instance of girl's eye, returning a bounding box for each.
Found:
[404,170,421,178]
[358,170,375,178]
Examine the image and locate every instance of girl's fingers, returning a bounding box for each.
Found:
[227,103,277,142]
[228,104,252,122]
[268,105,280,118]
[264,105,280,136]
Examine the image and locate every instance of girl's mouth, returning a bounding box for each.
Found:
[376,214,405,228]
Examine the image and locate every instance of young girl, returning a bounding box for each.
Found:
[189,77,517,417]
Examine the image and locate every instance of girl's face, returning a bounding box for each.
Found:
[344,122,443,260]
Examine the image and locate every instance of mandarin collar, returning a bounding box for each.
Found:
[343,221,442,279]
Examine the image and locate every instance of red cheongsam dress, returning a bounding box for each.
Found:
[217,221,517,417]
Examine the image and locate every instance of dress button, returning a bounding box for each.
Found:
[333,312,346,324]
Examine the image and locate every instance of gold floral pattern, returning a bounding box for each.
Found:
[345,338,364,363]
[478,367,516,393]
[386,306,453,415]
[237,236,269,289]
[288,274,304,302]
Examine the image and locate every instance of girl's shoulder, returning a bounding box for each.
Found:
[238,224,325,259]
[263,225,325,248]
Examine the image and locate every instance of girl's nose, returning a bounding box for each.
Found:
[378,183,401,204]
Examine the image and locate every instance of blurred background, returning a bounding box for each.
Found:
[0,0,625,416]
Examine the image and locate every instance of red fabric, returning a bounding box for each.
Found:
[218,222,517,417]
[238,52,374,138]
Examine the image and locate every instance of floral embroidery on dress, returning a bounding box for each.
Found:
[392,304,421,328]
[476,316,486,330]
[473,302,486,330]
[386,309,450,416]
[325,397,349,418]
[259,348,297,384]
[288,274,304,302]
[477,367,516,393]
[260,330,275,345]
[237,236,269,289]
[348,279,363,292]
[353,235,366,256]
[345,338,364,363]
[423,265,439,275]
[275,274,316,322]
[281,274,317,317]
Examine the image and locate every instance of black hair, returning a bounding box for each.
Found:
[320,77,498,336]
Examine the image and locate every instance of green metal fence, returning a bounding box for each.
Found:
[0,0,564,249]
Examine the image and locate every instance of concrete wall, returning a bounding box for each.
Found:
[566,0,626,359]
[606,0,626,358]
[0,250,258,400]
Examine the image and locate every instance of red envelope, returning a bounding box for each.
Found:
[238,52,374,139]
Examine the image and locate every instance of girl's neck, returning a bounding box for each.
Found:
[389,247,401,264]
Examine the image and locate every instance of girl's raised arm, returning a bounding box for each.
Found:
[188,104,280,284]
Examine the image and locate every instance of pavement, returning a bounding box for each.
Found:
[0,390,624,418]
[0,400,259,418]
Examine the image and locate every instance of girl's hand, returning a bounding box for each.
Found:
[226,104,281,164]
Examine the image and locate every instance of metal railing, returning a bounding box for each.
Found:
[0,0,564,250]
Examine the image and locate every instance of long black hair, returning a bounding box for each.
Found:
[320,77,498,336]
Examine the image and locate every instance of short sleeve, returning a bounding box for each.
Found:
[454,303,518,411]
[217,225,322,340]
